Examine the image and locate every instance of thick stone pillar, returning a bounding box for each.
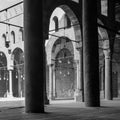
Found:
[79,48,84,101]
[7,70,13,97]
[24,0,44,113]
[104,50,112,100]
[74,60,80,101]
[82,0,100,107]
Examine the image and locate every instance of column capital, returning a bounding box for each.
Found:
[8,69,13,72]
[49,64,55,72]
[48,63,54,67]
[73,60,79,68]
[103,40,110,49]
[103,49,111,59]
[8,65,14,70]
[76,46,82,52]
[74,59,79,64]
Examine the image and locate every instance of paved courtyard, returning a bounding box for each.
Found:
[0,98,120,120]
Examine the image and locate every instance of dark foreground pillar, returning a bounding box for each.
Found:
[24,0,44,113]
[83,0,100,107]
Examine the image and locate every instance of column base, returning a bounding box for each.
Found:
[18,91,23,98]
[49,94,57,101]
[100,90,104,99]
[44,95,49,105]
[49,92,57,101]
[105,96,113,100]
[45,99,49,105]
[53,92,57,99]
[74,89,83,102]
[7,92,13,98]
[118,90,120,98]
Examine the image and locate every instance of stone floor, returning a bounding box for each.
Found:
[0,98,120,120]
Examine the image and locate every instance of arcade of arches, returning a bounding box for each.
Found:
[23,0,120,113]
[0,49,24,98]
[12,48,24,97]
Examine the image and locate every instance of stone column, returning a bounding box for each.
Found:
[7,70,13,98]
[101,66,104,91]
[18,68,22,97]
[53,66,56,98]
[104,50,112,100]
[76,60,80,89]
[83,0,100,107]
[24,0,44,113]
[74,59,83,102]
[100,64,105,99]
[48,64,53,100]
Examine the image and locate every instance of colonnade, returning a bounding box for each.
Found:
[24,0,114,113]
[7,64,24,98]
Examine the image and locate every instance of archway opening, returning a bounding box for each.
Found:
[98,19,109,99]
[0,52,8,97]
[12,48,24,97]
[55,47,74,99]
[46,5,81,101]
